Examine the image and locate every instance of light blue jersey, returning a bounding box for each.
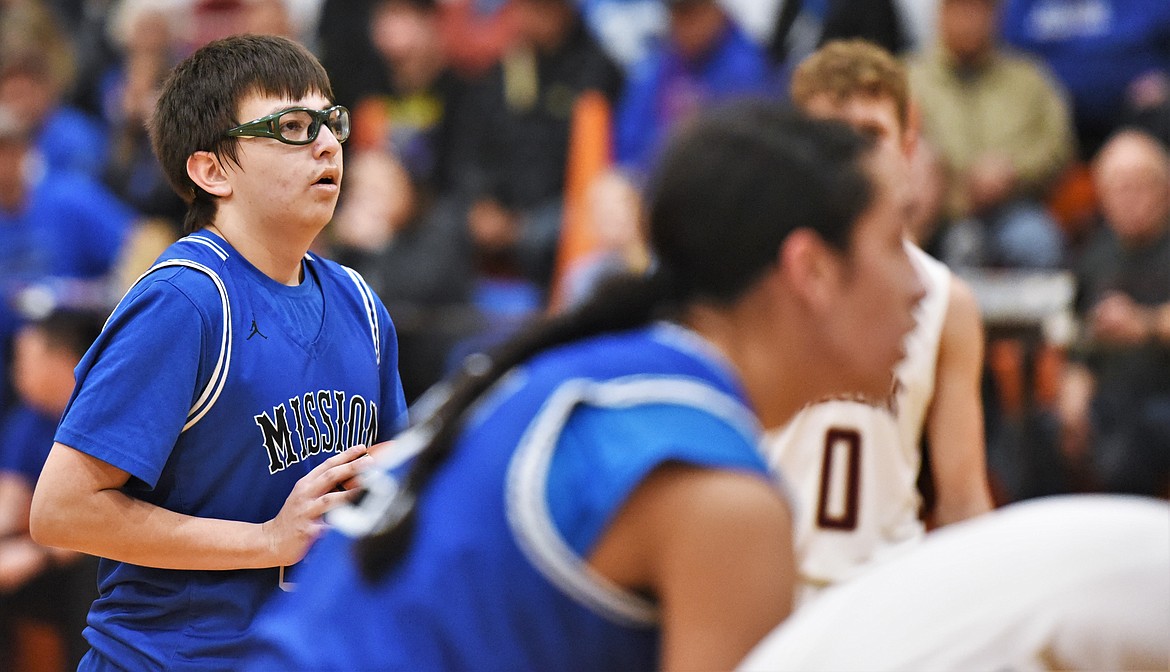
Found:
[56,231,408,671]
[247,323,779,671]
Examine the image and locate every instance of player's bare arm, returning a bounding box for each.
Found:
[927,276,994,526]
[30,443,371,570]
[589,464,795,671]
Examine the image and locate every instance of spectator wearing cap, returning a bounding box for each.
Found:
[615,0,773,179]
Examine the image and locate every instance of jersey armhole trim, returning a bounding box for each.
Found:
[504,374,763,627]
[341,264,381,366]
[115,258,232,433]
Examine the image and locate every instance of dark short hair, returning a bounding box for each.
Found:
[645,99,875,305]
[149,34,334,233]
[28,308,106,359]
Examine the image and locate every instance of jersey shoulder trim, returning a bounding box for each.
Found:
[179,233,230,261]
[504,374,762,627]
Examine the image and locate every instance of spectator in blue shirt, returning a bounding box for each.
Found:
[615,0,774,179]
[0,50,109,180]
[0,106,135,424]
[1000,0,1170,159]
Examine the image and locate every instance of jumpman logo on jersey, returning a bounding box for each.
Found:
[247,317,268,341]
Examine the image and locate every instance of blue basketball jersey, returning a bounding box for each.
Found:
[55,231,408,670]
[246,323,779,671]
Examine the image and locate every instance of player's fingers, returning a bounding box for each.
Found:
[328,443,370,465]
[306,520,330,541]
[304,445,369,482]
[320,453,376,492]
[339,460,374,492]
[365,440,394,458]
[316,489,362,515]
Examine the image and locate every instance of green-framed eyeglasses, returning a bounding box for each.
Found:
[225,105,350,145]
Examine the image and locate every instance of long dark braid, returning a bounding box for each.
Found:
[355,100,875,580]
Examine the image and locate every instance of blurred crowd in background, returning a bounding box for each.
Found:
[0,0,1167,668]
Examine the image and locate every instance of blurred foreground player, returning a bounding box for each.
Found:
[29,35,408,670]
[739,494,1170,671]
[245,102,925,671]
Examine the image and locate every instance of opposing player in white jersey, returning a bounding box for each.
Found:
[739,494,1170,672]
[767,39,994,603]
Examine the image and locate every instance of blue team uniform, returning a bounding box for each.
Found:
[0,167,134,284]
[246,323,779,671]
[36,106,110,179]
[0,167,135,415]
[0,404,58,484]
[55,231,408,671]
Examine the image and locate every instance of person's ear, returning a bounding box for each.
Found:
[187,151,233,198]
[779,227,841,311]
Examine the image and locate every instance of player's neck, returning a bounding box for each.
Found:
[206,219,312,286]
[684,294,815,431]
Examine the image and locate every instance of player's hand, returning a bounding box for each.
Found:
[966,154,1016,212]
[468,198,519,251]
[262,445,373,566]
[339,439,395,490]
[1091,292,1150,346]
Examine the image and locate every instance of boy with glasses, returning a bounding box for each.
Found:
[30,35,408,670]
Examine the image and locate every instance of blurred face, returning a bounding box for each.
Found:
[13,327,78,417]
[0,72,55,128]
[939,0,997,63]
[358,151,414,230]
[515,0,574,52]
[819,149,924,400]
[371,2,440,88]
[222,91,344,233]
[373,3,430,59]
[329,151,414,250]
[669,1,727,60]
[245,0,293,38]
[905,141,948,246]
[1095,137,1170,245]
[125,9,173,56]
[803,93,911,174]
